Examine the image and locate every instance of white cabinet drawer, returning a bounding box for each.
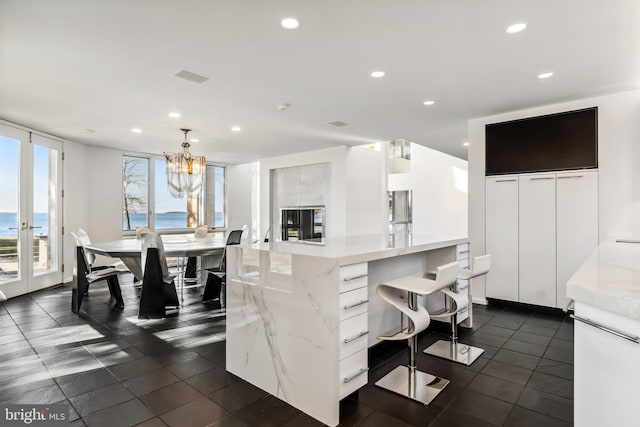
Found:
[339,349,368,399]
[458,259,469,269]
[339,263,368,293]
[339,287,368,321]
[339,313,368,360]
[456,243,470,260]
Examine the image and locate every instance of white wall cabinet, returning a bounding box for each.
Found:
[485,170,598,308]
[519,174,557,307]
[556,171,598,308]
[485,177,519,301]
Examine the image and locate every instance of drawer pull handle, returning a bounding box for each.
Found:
[344,331,369,344]
[344,300,368,310]
[570,314,640,344]
[495,179,516,182]
[343,273,368,282]
[558,175,583,179]
[343,368,368,383]
[458,250,470,254]
[530,177,554,181]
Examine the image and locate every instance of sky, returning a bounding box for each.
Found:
[0,135,51,213]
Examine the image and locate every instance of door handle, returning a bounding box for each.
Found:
[29,226,42,230]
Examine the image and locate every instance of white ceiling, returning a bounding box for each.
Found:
[1,1,639,164]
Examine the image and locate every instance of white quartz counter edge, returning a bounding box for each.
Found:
[238,235,468,266]
[567,239,640,321]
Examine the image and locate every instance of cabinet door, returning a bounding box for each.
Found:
[519,174,556,307]
[556,171,598,308]
[485,177,519,301]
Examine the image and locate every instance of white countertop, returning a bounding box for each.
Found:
[567,239,640,320]
[238,233,468,265]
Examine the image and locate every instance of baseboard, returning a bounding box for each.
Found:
[472,297,488,305]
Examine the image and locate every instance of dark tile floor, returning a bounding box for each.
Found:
[0,275,574,426]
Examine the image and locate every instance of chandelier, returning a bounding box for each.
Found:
[164,128,206,198]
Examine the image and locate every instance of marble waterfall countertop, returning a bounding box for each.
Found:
[567,239,640,321]
[241,233,468,265]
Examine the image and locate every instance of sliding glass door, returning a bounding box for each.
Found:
[0,123,63,298]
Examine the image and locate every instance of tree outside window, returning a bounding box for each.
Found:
[122,156,148,230]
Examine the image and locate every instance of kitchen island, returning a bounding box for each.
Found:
[567,239,640,427]
[225,233,468,426]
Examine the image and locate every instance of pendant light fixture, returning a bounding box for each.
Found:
[164,128,206,198]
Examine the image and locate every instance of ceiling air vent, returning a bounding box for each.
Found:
[174,70,209,84]
[328,120,348,127]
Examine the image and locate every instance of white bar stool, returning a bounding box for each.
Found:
[374,261,458,405]
[423,254,491,366]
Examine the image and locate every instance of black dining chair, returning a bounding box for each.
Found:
[202,229,243,307]
[138,232,180,319]
[184,225,209,283]
[70,231,124,313]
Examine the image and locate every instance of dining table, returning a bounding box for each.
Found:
[73,236,227,313]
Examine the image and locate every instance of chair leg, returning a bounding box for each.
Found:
[72,246,90,314]
[375,291,449,405]
[139,248,169,319]
[107,276,125,311]
[164,281,179,307]
[202,273,223,308]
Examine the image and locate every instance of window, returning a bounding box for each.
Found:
[122,156,149,230]
[154,158,196,230]
[122,155,226,233]
[206,165,225,228]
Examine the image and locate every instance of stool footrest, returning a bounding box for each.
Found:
[423,339,484,366]
[375,365,449,405]
[377,328,414,341]
[429,308,457,319]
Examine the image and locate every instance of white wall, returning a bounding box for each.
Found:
[258,146,348,240]
[62,141,90,282]
[226,162,254,240]
[388,142,468,238]
[85,146,124,243]
[469,89,640,303]
[259,145,389,241]
[345,146,387,237]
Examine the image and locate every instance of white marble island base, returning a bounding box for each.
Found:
[226,250,342,425]
[225,234,468,426]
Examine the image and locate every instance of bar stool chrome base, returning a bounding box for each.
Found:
[423,339,484,366]
[375,365,449,405]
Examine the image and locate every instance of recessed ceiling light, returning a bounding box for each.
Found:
[371,71,385,78]
[506,22,528,34]
[231,126,242,132]
[189,138,199,143]
[423,100,436,106]
[168,112,181,118]
[463,142,469,147]
[281,18,300,29]
[131,128,142,133]
[537,71,555,79]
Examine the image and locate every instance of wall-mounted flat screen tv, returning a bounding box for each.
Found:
[485,107,598,176]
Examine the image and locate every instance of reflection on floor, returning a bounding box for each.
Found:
[0,275,574,426]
